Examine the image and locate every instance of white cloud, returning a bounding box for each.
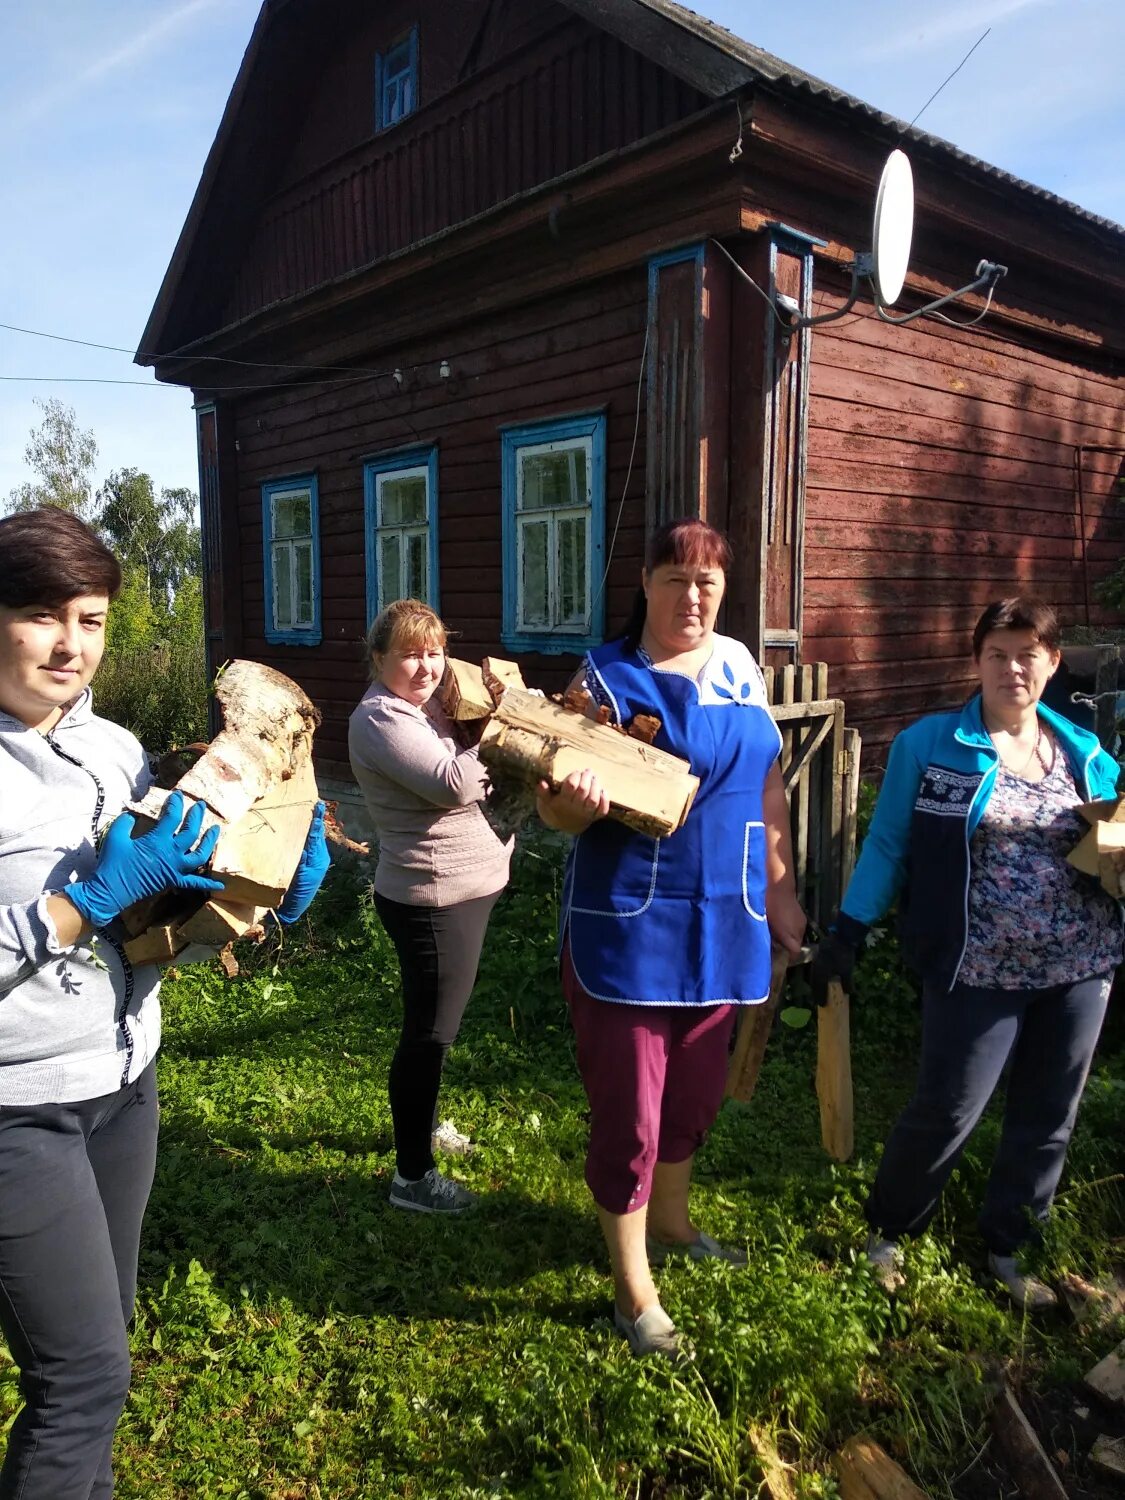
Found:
[854,0,1056,62]
[3,0,229,134]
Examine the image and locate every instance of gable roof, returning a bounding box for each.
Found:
[138,0,1124,364]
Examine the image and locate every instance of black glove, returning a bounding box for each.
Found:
[810,929,858,1003]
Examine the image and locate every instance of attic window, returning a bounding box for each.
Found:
[376,28,418,131]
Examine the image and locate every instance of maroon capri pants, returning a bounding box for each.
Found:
[562,943,736,1214]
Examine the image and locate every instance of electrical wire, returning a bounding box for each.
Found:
[909,27,991,129]
[707,239,792,329]
[591,322,649,614]
[0,317,416,382]
[921,282,998,328]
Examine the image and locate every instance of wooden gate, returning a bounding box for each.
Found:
[727,662,861,1160]
[763,662,861,926]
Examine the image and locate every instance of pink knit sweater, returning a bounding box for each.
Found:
[348,684,512,906]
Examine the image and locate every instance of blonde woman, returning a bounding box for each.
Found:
[349,600,512,1214]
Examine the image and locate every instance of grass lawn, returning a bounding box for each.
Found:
[4,835,1122,1497]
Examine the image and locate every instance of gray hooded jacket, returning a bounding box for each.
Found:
[0,689,161,1104]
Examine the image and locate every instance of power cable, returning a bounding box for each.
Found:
[0,318,416,382]
[909,28,991,129]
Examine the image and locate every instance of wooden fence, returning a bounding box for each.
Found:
[763,661,861,929]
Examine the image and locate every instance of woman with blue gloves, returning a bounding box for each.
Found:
[0,507,328,1499]
[814,598,1121,1309]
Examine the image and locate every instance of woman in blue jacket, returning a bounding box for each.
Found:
[815,598,1120,1308]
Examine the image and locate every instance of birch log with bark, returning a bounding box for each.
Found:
[478,687,698,838]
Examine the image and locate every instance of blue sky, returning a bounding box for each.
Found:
[1,0,1122,505]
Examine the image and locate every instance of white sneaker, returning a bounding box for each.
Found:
[865,1233,905,1292]
[988,1252,1057,1311]
[430,1119,477,1157]
[613,1303,691,1360]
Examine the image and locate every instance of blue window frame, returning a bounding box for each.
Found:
[500,413,606,655]
[363,445,439,625]
[375,27,418,132]
[262,475,321,646]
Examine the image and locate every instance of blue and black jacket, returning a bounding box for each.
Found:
[836,696,1119,991]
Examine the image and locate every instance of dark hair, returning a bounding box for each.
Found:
[0,507,122,607]
[617,517,733,649]
[971,597,1061,658]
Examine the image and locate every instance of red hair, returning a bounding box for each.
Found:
[645,517,732,574]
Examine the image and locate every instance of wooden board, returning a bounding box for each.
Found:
[835,1435,930,1500]
[1085,1339,1125,1408]
[479,687,699,838]
[726,947,788,1103]
[991,1386,1068,1500]
[816,978,854,1162]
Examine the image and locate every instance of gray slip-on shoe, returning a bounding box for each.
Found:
[646,1230,748,1267]
[613,1303,690,1360]
[988,1252,1058,1311]
[865,1234,905,1292]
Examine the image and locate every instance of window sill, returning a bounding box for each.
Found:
[501,631,600,657]
[264,629,322,647]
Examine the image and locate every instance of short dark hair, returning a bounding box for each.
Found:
[0,507,122,607]
[972,597,1061,658]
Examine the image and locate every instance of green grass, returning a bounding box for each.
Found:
[2,837,1122,1498]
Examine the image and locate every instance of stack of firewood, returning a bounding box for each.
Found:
[119,660,324,966]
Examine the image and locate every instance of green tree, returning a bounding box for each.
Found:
[5,399,98,518]
[96,468,202,602]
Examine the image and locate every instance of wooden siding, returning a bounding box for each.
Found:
[222,20,706,329]
[227,273,651,770]
[803,275,1125,761]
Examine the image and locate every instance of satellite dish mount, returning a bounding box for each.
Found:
[779,149,1007,332]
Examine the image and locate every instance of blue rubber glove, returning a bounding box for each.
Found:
[69,790,224,930]
[277,802,330,925]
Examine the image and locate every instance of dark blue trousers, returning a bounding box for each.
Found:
[0,1063,159,1500]
[866,973,1111,1254]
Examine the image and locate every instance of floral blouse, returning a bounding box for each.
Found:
[958,746,1123,989]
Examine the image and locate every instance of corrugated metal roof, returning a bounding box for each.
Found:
[629,0,1125,240]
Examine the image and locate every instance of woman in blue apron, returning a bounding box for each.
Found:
[538,518,805,1358]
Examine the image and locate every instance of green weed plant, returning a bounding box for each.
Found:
[1,832,1121,1497]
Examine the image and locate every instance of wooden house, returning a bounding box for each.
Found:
[139,0,1125,773]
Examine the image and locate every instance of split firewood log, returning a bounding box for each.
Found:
[481,657,526,704]
[479,687,698,838]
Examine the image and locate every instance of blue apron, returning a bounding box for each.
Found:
[562,637,781,1006]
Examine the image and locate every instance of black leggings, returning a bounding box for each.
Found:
[374,890,500,1179]
[0,1062,159,1500]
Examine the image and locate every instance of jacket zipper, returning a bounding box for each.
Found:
[45,734,136,1086]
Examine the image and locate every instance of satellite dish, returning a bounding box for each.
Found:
[757,144,1004,332]
[871,149,914,307]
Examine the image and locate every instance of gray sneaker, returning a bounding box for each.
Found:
[988,1252,1058,1311]
[431,1119,477,1157]
[389,1169,475,1215]
[865,1233,905,1292]
[646,1231,748,1267]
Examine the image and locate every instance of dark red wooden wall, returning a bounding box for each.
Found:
[222,15,706,327]
[804,277,1125,759]
[231,272,650,771]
